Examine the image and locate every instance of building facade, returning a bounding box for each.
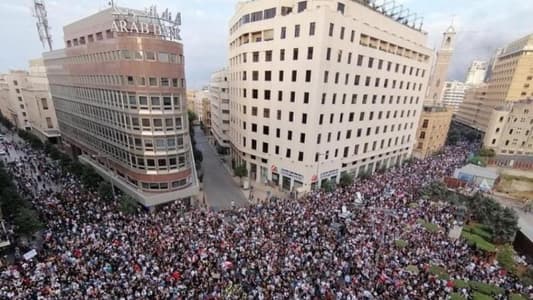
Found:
[413,106,452,158]
[0,61,60,142]
[228,0,432,191]
[201,96,211,134]
[209,69,231,153]
[442,80,466,113]
[425,26,456,105]
[484,99,532,157]
[456,34,533,133]
[43,5,198,207]
[465,60,488,86]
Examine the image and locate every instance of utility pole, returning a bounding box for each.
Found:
[33,0,53,51]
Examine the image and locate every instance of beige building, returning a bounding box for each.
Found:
[228,0,432,191]
[484,99,532,157]
[442,80,466,113]
[413,106,452,158]
[209,69,231,153]
[465,60,488,86]
[413,26,455,159]
[0,60,60,142]
[43,5,198,207]
[186,90,198,117]
[201,96,211,134]
[457,34,533,132]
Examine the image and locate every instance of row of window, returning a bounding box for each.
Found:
[230,48,426,81]
[57,49,184,65]
[53,74,186,89]
[231,86,420,107]
[240,134,411,162]
[50,85,184,113]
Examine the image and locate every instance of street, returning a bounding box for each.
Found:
[194,126,248,210]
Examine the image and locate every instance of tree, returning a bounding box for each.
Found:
[491,207,519,243]
[14,207,43,236]
[98,181,114,202]
[339,172,354,187]
[321,179,334,193]
[80,165,102,190]
[119,194,139,215]
[188,110,198,123]
[234,164,248,186]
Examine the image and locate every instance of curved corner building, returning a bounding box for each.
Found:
[229,0,433,192]
[43,5,199,207]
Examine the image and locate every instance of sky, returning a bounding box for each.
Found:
[0,0,532,89]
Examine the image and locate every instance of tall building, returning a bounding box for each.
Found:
[0,60,60,142]
[43,5,199,207]
[413,26,455,159]
[484,99,532,156]
[456,34,533,132]
[465,60,488,86]
[209,69,231,153]
[201,96,211,135]
[425,26,456,105]
[442,80,466,112]
[228,0,432,191]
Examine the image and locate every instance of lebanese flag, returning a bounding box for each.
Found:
[172,271,181,281]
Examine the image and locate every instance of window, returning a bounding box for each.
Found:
[340,26,345,40]
[149,77,157,86]
[281,27,286,39]
[288,130,293,140]
[297,1,307,13]
[298,152,304,161]
[286,148,291,158]
[294,24,300,37]
[324,71,329,83]
[279,70,284,81]
[293,48,299,60]
[280,49,285,61]
[303,92,309,104]
[264,7,276,19]
[292,70,297,82]
[326,48,331,60]
[300,133,306,143]
[251,139,257,150]
[263,108,270,118]
[368,57,374,68]
[263,126,269,135]
[265,50,272,62]
[309,22,316,36]
[329,23,334,36]
[289,112,294,122]
[264,90,271,100]
[305,70,312,82]
[41,98,49,110]
[337,2,345,14]
[262,142,269,153]
[265,71,271,81]
[302,113,308,124]
[253,51,260,62]
[357,55,363,66]
[307,47,314,60]
[46,117,53,128]
[354,75,360,85]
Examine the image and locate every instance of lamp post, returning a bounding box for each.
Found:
[314,152,325,190]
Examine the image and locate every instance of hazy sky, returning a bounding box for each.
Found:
[1,0,532,89]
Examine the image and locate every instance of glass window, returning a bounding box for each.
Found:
[145,51,156,60]
[151,96,160,106]
[159,52,169,62]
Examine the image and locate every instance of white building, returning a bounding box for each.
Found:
[0,59,60,143]
[442,81,466,113]
[228,0,433,191]
[209,69,231,153]
[465,60,488,86]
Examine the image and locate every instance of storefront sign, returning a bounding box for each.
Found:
[111,5,182,41]
[281,168,304,181]
[320,169,339,179]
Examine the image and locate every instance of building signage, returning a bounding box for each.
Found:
[111,5,182,41]
[320,169,339,179]
[281,168,304,181]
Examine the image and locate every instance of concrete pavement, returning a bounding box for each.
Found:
[193,127,248,210]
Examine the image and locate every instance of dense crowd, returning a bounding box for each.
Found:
[0,136,531,299]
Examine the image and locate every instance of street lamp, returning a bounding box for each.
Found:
[314,152,326,190]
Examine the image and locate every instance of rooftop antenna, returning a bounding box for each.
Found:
[33,0,53,51]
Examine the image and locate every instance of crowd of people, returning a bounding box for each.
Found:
[0,134,532,299]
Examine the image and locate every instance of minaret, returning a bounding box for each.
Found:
[426,24,456,105]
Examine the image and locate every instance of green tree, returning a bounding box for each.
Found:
[80,165,102,190]
[14,207,43,236]
[321,179,334,192]
[188,110,198,123]
[491,207,519,243]
[339,172,354,187]
[98,181,114,202]
[234,164,248,180]
[119,194,139,215]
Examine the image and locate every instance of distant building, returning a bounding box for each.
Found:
[0,59,60,143]
[442,81,466,113]
[413,106,452,159]
[209,69,230,153]
[465,60,487,86]
[414,26,455,159]
[484,99,533,163]
[201,96,211,134]
[456,34,533,132]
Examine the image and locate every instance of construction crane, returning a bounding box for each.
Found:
[33,0,53,51]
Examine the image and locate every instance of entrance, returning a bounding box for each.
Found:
[272,172,279,186]
[282,176,291,191]
[250,163,257,181]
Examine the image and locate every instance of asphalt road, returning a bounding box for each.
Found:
[194,127,247,210]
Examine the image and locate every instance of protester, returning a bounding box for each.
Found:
[0,137,531,299]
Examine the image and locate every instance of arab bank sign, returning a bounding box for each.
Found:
[111,5,182,41]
